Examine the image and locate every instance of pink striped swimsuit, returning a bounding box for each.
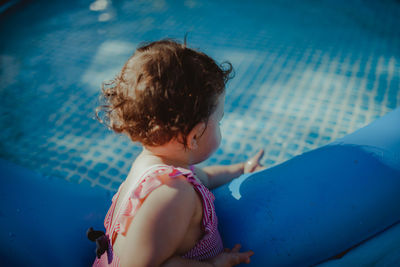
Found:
[92,164,224,266]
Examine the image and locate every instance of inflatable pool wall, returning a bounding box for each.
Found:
[213,107,400,266]
[0,159,111,266]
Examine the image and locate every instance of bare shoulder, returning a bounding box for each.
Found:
[150,173,197,204]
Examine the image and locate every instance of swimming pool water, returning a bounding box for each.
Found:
[0,0,399,192]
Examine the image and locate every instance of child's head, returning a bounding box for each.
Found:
[98,38,234,150]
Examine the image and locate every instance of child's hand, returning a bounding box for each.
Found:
[244,149,266,173]
[209,244,254,267]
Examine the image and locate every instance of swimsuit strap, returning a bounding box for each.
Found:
[107,164,169,235]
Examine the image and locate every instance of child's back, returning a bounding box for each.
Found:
[89,38,258,266]
[95,162,223,265]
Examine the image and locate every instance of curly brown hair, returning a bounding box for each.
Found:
[96,38,234,148]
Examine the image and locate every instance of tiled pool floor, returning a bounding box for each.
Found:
[0,0,399,191]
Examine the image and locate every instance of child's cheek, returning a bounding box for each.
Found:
[216,127,222,148]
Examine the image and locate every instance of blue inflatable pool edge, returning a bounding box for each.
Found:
[212,107,400,266]
[0,158,111,266]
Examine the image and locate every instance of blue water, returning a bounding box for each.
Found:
[0,0,399,192]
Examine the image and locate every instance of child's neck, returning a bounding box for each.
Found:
[141,142,193,170]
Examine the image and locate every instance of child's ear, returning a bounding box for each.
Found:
[187,122,206,150]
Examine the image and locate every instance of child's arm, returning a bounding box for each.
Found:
[194,163,244,189]
[195,149,265,190]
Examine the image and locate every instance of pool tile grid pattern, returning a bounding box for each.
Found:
[0,0,399,192]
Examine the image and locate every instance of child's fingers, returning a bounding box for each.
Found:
[247,149,264,167]
[256,165,267,171]
[244,149,265,173]
[231,244,241,252]
[230,250,254,265]
[253,149,264,162]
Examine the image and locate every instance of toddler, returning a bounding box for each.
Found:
[89,38,264,266]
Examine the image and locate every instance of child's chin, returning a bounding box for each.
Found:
[195,150,217,164]
[192,156,208,165]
